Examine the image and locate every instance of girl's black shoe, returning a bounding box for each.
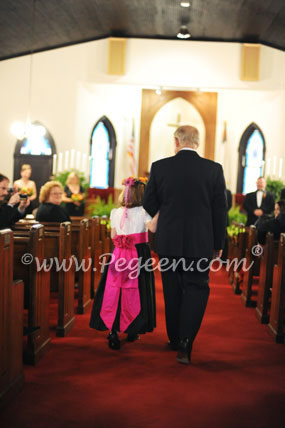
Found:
[108,331,120,350]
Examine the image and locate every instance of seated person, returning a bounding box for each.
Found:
[62,172,85,217]
[0,173,30,229]
[243,177,275,226]
[257,199,285,245]
[36,181,70,222]
[14,164,37,214]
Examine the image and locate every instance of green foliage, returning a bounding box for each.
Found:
[227,224,246,237]
[228,205,247,226]
[87,195,117,218]
[53,169,89,192]
[266,177,285,200]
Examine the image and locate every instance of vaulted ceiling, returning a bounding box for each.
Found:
[1,0,285,61]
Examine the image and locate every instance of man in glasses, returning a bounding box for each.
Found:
[0,173,30,229]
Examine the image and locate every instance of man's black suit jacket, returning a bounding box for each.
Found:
[143,150,227,258]
[243,191,275,226]
[0,204,22,229]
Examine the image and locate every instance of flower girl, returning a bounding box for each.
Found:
[90,176,158,350]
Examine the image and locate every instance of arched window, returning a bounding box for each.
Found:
[13,121,56,206]
[237,123,265,194]
[90,117,116,188]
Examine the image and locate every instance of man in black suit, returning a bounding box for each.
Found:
[143,125,227,364]
[243,177,275,226]
[0,173,29,229]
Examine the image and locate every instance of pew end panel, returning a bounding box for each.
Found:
[267,234,285,343]
[13,224,51,365]
[0,230,24,407]
[256,233,279,324]
[241,226,259,307]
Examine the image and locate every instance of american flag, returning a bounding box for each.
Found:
[127,118,136,176]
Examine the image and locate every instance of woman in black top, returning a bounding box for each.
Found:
[257,199,285,244]
[36,181,70,222]
[62,172,85,217]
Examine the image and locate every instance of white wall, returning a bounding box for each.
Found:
[0,38,284,191]
[215,90,285,191]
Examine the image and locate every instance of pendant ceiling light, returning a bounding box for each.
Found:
[10,0,46,140]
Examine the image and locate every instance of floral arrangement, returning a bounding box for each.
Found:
[71,193,85,202]
[19,187,33,196]
[121,176,148,186]
[227,205,247,237]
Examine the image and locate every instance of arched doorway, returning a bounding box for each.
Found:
[138,89,217,176]
[236,123,266,194]
[89,116,116,188]
[148,97,206,169]
[13,121,56,206]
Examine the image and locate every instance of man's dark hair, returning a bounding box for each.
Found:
[0,173,9,183]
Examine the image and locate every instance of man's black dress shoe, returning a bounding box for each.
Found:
[167,341,179,351]
[108,331,120,350]
[126,334,140,342]
[176,339,192,364]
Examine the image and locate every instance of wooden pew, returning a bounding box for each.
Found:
[71,219,92,314]
[43,222,75,336]
[0,229,24,407]
[13,224,51,364]
[268,233,285,343]
[100,216,113,254]
[89,217,103,298]
[70,216,85,224]
[89,216,114,296]
[255,233,279,324]
[241,226,260,307]
[14,221,76,336]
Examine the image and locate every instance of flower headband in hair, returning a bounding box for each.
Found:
[119,176,148,229]
[121,176,148,186]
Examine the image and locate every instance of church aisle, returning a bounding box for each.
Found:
[1,268,285,428]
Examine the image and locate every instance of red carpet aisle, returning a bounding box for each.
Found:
[1,268,285,428]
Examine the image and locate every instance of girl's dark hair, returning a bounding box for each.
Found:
[120,183,145,207]
[277,199,285,213]
[0,174,9,183]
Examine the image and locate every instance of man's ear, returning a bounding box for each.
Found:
[174,137,179,148]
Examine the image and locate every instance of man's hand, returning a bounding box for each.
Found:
[19,197,30,212]
[213,249,223,259]
[8,192,20,206]
[254,209,263,217]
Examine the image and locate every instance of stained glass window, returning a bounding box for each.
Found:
[20,132,52,156]
[243,130,264,194]
[90,122,110,189]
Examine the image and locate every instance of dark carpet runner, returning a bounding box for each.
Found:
[1,268,285,428]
